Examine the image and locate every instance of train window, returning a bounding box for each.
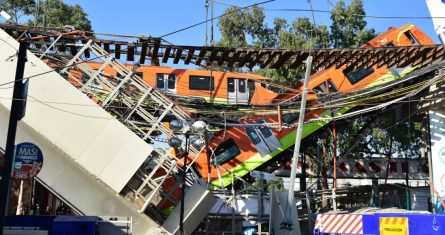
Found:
[313,79,338,97]
[189,75,215,90]
[156,74,164,89]
[239,80,246,93]
[213,139,241,165]
[259,125,272,138]
[312,84,326,97]
[248,80,255,92]
[117,72,125,78]
[385,42,405,76]
[404,31,419,45]
[327,80,337,93]
[246,128,262,145]
[168,75,176,89]
[228,78,235,92]
[135,72,144,78]
[344,68,374,85]
[386,42,396,47]
[248,80,255,101]
[282,113,299,124]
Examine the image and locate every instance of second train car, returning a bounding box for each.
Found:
[80,63,277,106]
[190,24,435,188]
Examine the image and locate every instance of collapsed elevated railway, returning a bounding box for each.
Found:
[0,22,445,234]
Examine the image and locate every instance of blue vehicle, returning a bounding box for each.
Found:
[4,215,132,235]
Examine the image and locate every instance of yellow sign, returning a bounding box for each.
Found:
[379,217,409,235]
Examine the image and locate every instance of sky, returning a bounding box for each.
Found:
[59,0,440,47]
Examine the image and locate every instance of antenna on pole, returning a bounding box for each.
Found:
[210,0,214,46]
[205,0,209,46]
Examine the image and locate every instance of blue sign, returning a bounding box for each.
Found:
[13,142,43,179]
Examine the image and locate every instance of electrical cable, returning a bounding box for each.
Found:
[201,74,445,128]
[264,8,445,19]
[2,25,444,127]
[159,0,275,38]
[27,95,115,120]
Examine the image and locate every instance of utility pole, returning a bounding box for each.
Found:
[258,176,264,235]
[281,56,312,235]
[210,0,214,46]
[332,120,337,211]
[0,42,28,235]
[205,0,208,46]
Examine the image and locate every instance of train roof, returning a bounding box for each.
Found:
[86,62,272,81]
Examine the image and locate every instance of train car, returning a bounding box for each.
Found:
[77,64,277,106]
[191,24,435,189]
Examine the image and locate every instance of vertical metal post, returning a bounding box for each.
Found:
[278,105,282,132]
[0,42,28,235]
[405,154,411,210]
[406,101,411,210]
[283,56,312,232]
[231,200,235,235]
[332,121,337,211]
[231,174,236,235]
[316,139,321,190]
[427,113,435,213]
[204,130,212,185]
[210,0,214,46]
[205,0,209,46]
[179,134,189,235]
[317,139,321,190]
[305,192,312,234]
[300,153,306,191]
[258,176,263,234]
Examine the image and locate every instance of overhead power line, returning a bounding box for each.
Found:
[159,0,275,38]
[265,8,445,19]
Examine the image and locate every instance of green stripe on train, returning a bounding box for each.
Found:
[209,106,352,189]
[209,68,415,189]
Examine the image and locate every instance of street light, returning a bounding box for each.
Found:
[168,120,206,235]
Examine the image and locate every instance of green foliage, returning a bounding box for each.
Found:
[216,0,374,87]
[1,0,91,31]
[252,177,285,192]
[330,0,375,48]
[215,0,423,193]
[217,6,270,48]
[1,0,36,24]
[31,0,92,31]
[338,115,423,159]
[258,17,330,86]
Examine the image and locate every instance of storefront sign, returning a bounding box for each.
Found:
[13,142,43,179]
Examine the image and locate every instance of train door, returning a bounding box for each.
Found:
[227,78,249,105]
[385,42,405,76]
[245,120,281,157]
[312,79,338,98]
[156,74,176,94]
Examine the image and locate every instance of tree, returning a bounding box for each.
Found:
[1,0,36,24]
[330,0,375,48]
[258,17,330,86]
[31,0,92,31]
[217,5,274,48]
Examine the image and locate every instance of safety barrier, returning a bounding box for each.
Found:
[314,213,445,235]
